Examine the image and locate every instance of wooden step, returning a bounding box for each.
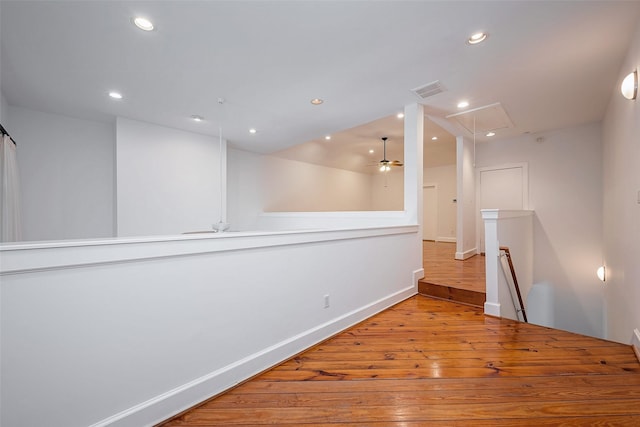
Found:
[418,280,486,307]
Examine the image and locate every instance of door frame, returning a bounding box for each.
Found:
[422,183,438,241]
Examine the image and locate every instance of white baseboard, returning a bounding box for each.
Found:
[632,328,640,363]
[484,301,501,318]
[455,247,478,260]
[413,268,425,286]
[90,285,417,427]
[436,237,456,243]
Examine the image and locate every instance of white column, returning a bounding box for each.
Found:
[482,209,501,317]
[403,103,424,226]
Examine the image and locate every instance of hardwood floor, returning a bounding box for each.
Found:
[422,241,485,293]
[420,241,486,306]
[159,296,640,426]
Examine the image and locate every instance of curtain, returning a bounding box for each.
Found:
[0,134,22,242]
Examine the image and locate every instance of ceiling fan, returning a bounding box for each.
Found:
[376,137,403,172]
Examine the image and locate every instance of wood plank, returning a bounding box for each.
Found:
[157,295,640,426]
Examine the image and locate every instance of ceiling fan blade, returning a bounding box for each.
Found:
[389,160,403,167]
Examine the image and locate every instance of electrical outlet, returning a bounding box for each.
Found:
[324,294,330,308]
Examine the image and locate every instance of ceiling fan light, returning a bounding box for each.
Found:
[621,70,638,100]
[133,17,154,31]
[467,32,488,45]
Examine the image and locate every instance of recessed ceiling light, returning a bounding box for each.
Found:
[397,112,405,119]
[431,136,438,141]
[369,149,375,154]
[108,91,123,99]
[133,17,154,31]
[249,128,257,134]
[191,115,204,122]
[324,135,331,140]
[467,32,487,45]
[486,131,496,137]
[310,98,324,105]
[457,100,469,109]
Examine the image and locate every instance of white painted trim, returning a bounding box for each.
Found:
[413,268,425,286]
[437,237,456,243]
[480,209,535,220]
[455,247,478,260]
[632,328,640,363]
[0,225,418,275]
[88,285,417,427]
[484,301,501,317]
[259,210,406,218]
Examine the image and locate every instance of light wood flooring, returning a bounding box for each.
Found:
[159,295,640,426]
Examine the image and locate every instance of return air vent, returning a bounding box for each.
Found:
[411,80,445,99]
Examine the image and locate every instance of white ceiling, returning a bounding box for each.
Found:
[2,1,639,163]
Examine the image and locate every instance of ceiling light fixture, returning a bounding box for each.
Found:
[486,131,496,137]
[133,17,154,31]
[457,100,469,109]
[108,91,123,99]
[621,70,637,100]
[431,136,438,141]
[597,266,606,282]
[310,98,324,105]
[369,149,375,154]
[325,135,331,140]
[191,115,204,122]
[467,32,488,45]
[397,112,405,119]
[249,128,257,134]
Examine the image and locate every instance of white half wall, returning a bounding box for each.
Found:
[602,20,640,344]
[8,106,115,241]
[116,118,222,237]
[476,122,604,338]
[0,227,420,427]
[424,164,456,241]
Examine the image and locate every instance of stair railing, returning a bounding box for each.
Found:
[499,246,528,323]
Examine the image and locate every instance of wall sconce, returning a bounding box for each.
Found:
[621,70,637,100]
[597,266,606,282]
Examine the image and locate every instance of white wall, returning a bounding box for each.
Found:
[0,92,8,125]
[602,21,640,344]
[455,136,476,259]
[424,164,456,241]
[371,169,404,211]
[8,106,115,241]
[116,118,222,237]
[476,122,604,338]
[263,155,373,212]
[227,147,263,231]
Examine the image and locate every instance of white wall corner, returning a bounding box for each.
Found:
[484,302,501,318]
[632,328,640,363]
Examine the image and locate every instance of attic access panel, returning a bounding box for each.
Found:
[446,102,514,134]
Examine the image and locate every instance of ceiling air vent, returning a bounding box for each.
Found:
[411,80,445,99]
